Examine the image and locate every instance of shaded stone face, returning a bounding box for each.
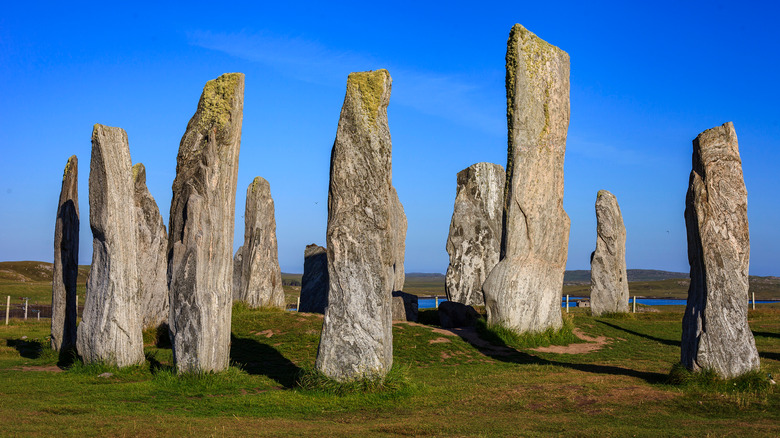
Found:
[232,245,243,302]
[235,177,285,308]
[390,187,407,292]
[445,162,505,306]
[315,69,395,381]
[77,125,144,367]
[299,244,328,314]
[51,155,79,352]
[167,73,244,373]
[132,163,169,330]
[681,122,759,378]
[482,24,571,333]
[391,291,418,322]
[590,190,629,316]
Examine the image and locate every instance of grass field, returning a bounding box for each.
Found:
[0,302,778,436]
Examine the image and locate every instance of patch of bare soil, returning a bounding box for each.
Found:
[428,337,451,344]
[531,328,613,354]
[15,365,63,372]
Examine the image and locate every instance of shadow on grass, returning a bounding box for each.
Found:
[753,331,780,340]
[230,334,301,389]
[448,327,668,385]
[759,351,780,362]
[57,347,79,368]
[598,321,681,347]
[6,338,43,359]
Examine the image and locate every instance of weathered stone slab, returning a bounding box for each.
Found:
[445,162,505,306]
[681,122,759,378]
[390,187,407,292]
[168,73,244,373]
[232,246,243,301]
[482,24,570,334]
[132,163,169,330]
[235,177,285,308]
[590,190,629,316]
[315,69,395,381]
[77,125,144,367]
[51,155,79,352]
[299,244,328,313]
[391,291,418,322]
[438,301,480,328]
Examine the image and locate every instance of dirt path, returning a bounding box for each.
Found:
[530,328,613,354]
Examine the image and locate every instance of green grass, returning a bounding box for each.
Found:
[0,301,778,436]
[476,313,582,349]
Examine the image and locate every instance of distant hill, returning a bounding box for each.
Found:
[0,261,89,283]
[564,269,689,284]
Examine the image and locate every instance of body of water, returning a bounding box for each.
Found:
[416,297,779,310]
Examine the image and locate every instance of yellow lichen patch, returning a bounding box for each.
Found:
[347,69,389,128]
[132,163,144,182]
[198,73,243,132]
[250,176,263,193]
[62,155,77,181]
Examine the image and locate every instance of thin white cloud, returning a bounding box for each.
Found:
[188,30,505,137]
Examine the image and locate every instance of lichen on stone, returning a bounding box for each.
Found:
[62,155,77,181]
[347,69,389,128]
[250,176,263,193]
[132,163,144,182]
[197,73,242,133]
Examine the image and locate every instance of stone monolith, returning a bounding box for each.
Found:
[235,177,285,308]
[132,163,169,329]
[77,125,144,367]
[51,155,79,352]
[445,162,505,306]
[315,69,395,381]
[168,73,244,373]
[391,187,407,292]
[232,246,243,301]
[681,122,759,378]
[482,24,570,333]
[299,244,328,313]
[590,190,629,316]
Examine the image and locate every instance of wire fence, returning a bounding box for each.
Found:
[2,297,84,321]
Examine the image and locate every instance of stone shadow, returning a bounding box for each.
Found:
[598,321,681,347]
[752,331,780,340]
[6,339,43,359]
[758,351,780,362]
[230,334,301,389]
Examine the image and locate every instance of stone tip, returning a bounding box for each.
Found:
[249,176,269,194]
[63,155,78,180]
[346,69,391,125]
[132,163,146,183]
[596,189,613,199]
[198,73,245,132]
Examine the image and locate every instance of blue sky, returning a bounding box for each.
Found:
[1,1,778,275]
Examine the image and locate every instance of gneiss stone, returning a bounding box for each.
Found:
[77,125,144,367]
[590,190,629,316]
[132,163,169,330]
[51,155,79,352]
[681,122,759,378]
[390,187,407,292]
[391,291,418,322]
[168,73,244,373]
[315,69,395,381]
[299,244,328,313]
[232,246,243,301]
[483,24,571,334]
[235,177,285,308]
[445,162,505,306]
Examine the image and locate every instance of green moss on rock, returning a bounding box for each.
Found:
[198,73,243,132]
[347,69,390,128]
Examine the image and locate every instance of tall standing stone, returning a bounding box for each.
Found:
[132,163,169,329]
[482,24,571,333]
[232,246,243,301]
[299,244,328,313]
[590,190,629,316]
[168,73,244,373]
[445,162,505,306]
[77,125,144,367]
[681,122,759,378]
[315,69,395,381]
[390,187,407,292]
[235,177,285,308]
[51,155,79,352]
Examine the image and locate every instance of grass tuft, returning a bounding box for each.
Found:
[668,363,774,394]
[296,365,412,396]
[476,313,581,349]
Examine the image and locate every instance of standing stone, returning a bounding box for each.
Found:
[235,177,285,308]
[390,187,407,292]
[482,24,571,333]
[391,291,418,322]
[77,125,144,367]
[590,190,629,316]
[681,122,759,378]
[299,244,328,313]
[168,73,244,373]
[232,246,243,301]
[51,155,79,352]
[315,69,395,381]
[132,163,169,329]
[445,162,505,306]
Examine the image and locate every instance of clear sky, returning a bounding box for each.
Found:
[1,1,778,275]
